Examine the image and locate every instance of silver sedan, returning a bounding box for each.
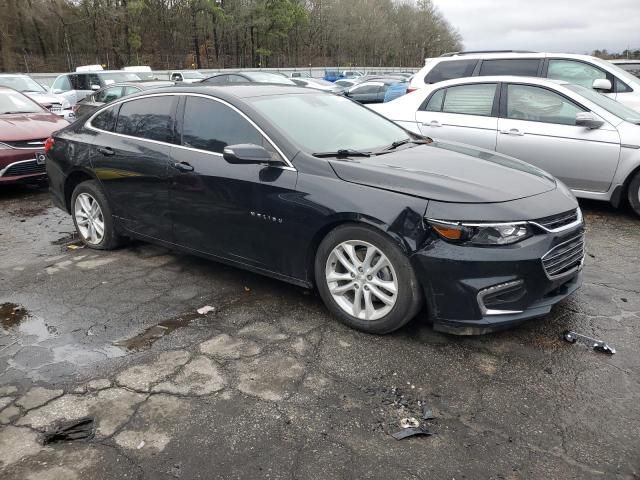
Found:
[370,76,640,216]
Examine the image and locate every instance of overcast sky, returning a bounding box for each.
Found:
[432,0,639,54]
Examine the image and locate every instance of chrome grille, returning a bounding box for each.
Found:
[542,233,585,279]
[3,139,46,149]
[48,104,63,113]
[534,209,580,231]
[1,160,45,177]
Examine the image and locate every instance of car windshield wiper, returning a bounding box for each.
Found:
[312,149,371,158]
[383,137,432,151]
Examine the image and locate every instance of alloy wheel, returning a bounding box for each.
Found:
[74,192,105,245]
[325,240,398,320]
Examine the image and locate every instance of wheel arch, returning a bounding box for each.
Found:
[304,214,418,288]
[64,168,97,212]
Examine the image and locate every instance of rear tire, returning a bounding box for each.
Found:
[71,180,121,250]
[314,224,422,334]
[628,171,640,217]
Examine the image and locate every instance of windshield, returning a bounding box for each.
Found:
[182,71,205,79]
[249,93,408,154]
[567,84,640,124]
[0,76,46,93]
[128,71,155,80]
[246,72,296,85]
[0,90,44,114]
[600,60,640,85]
[100,72,141,83]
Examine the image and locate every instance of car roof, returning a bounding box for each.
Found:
[427,75,569,88]
[428,52,600,62]
[0,73,31,78]
[126,84,312,101]
[106,80,175,89]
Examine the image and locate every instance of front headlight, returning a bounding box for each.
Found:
[427,220,532,245]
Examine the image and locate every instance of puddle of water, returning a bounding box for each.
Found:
[1,303,59,342]
[0,302,29,329]
[115,312,203,351]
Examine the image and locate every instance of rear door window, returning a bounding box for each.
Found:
[115,96,176,143]
[478,59,541,76]
[424,59,478,84]
[423,89,445,111]
[442,83,497,116]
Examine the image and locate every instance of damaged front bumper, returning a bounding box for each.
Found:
[410,223,584,335]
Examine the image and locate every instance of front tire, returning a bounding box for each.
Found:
[71,180,121,250]
[627,171,640,217]
[314,224,422,334]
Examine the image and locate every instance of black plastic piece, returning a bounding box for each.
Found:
[41,416,96,445]
[391,425,434,440]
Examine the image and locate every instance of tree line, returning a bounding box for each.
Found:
[0,0,462,73]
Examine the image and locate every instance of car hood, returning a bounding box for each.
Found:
[0,113,69,141]
[328,140,557,203]
[23,91,64,106]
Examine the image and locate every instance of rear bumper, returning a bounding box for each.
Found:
[410,226,584,335]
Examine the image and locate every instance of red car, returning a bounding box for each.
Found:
[0,87,69,184]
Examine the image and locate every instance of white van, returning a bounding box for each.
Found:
[409,51,640,111]
[50,70,142,105]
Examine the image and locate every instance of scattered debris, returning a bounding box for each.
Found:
[244,286,251,292]
[67,243,84,250]
[400,417,420,428]
[421,402,434,420]
[136,440,145,449]
[40,416,95,445]
[563,330,616,355]
[197,305,215,315]
[391,425,434,440]
[0,302,30,329]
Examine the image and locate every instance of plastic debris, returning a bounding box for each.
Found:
[137,440,145,449]
[400,417,420,428]
[421,403,434,420]
[41,416,95,445]
[391,425,433,440]
[197,305,215,315]
[67,244,84,250]
[563,330,616,355]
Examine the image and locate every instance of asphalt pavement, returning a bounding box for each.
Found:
[0,184,638,479]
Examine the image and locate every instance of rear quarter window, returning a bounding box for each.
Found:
[91,105,118,131]
[115,96,176,143]
[424,59,478,84]
[478,59,541,76]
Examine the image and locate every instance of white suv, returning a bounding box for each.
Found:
[409,51,640,111]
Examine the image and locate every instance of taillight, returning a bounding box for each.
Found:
[44,137,55,153]
[406,87,418,94]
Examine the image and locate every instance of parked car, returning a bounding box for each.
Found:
[408,51,640,111]
[291,77,343,92]
[170,71,206,83]
[50,70,142,106]
[323,70,342,82]
[371,75,640,216]
[0,74,75,121]
[201,71,297,85]
[0,87,69,184]
[290,72,310,78]
[74,80,175,117]
[383,82,408,103]
[334,79,358,89]
[47,84,583,335]
[345,78,408,104]
[610,60,640,78]
[122,66,156,81]
[341,70,364,79]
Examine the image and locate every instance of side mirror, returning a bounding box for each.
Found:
[91,84,101,91]
[592,78,612,91]
[51,89,63,94]
[223,144,278,165]
[576,112,604,129]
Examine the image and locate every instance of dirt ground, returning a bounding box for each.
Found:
[0,184,638,479]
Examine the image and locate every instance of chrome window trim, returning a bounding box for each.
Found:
[0,158,40,177]
[426,208,583,234]
[85,92,296,171]
[476,280,524,316]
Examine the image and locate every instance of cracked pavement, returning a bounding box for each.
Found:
[0,184,639,479]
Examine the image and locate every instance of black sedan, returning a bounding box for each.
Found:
[45,85,584,335]
[74,80,175,117]
[201,71,297,86]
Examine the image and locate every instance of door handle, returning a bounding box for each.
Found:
[97,146,115,156]
[499,128,525,136]
[422,120,442,127]
[173,161,194,172]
